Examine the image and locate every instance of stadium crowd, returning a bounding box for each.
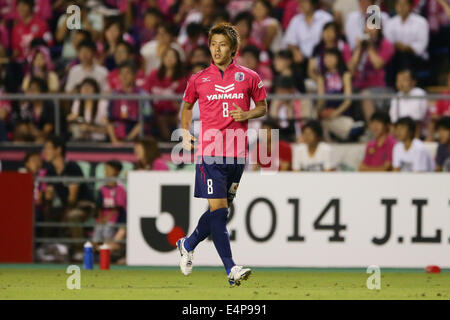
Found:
[1,0,450,261]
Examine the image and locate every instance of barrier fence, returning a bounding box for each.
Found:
[1,93,449,138]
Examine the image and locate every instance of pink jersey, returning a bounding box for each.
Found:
[183,60,267,159]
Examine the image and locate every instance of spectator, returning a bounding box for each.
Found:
[99,17,130,71]
[345,0,389,50]
[55,0,103,60]
[22,151,46,221]
[269,75,301,140]
[273,49,305,93]
[177,0,217,46]
[233,11,258,50]
[436,0,450,19]
[138,8,164,45]
[14,77,55,142]
[317,48,354,142]
[107,41,146,91]
[22,46,59,93]
[393,117,434,172]
[188,44,211,68]
[308,21,352,82]
[43,136,95,260]
[385,0,429,83]
[134,137,169,170]
[427,71,450,141]
[145,47,187,141]
[389,68,428,137]
[348,22,395,123]
[11,0,52,62]
[251,119,292,171]
[107,62,150,143]
[0,86,12,141]
[140,22,185,75]
[0,44,23,93]
[93,160,127,245]
[239,45,273,91]
[182,22,208,59]
[435,116,450,171]
[292,120,335,171]
[67,78,108,142]
[283,0,333,66]
[359,112,396,171]
[250,0,283,52]
[65,39,109,93]
[333,0,359,30]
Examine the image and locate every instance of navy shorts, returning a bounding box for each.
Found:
[194,157,245,202]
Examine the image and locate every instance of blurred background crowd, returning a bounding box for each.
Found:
[0,0,449,262]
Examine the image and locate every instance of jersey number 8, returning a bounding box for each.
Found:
[222,102,229,117]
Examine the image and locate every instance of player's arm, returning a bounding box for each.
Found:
[230,99,267,122]
[180,101,196,150]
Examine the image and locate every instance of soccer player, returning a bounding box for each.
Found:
[177,23,268,286]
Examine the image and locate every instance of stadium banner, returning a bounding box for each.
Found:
[127,172,450,268]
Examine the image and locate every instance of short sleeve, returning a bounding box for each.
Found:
[183,74,199,104]
[250,73,267,103]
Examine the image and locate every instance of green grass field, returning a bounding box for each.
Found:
[0,264,449,300]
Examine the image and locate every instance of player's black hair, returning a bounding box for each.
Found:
[23,151,40,165]
[17,0,34,9]
[118,61,137,74]
[77,39,97,53]
[241,45,260,61]
[436,116,450,131]
[370,112,391,126]
[29,77,48,93]
[105,160,123,174]
[395,117,416,136]
[45,136,66,158]
[302,120,323,139]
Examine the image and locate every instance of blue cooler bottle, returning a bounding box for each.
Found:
[83,241,94,270]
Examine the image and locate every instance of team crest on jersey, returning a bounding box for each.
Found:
[235,72,245,82]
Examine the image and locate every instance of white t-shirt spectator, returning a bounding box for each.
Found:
[65,64,109,93]
[393,139,434,172]
[385,13,429,59]
[140,41,185,75]
[389,87,428,123]
[283,10,333,58]
[292,142,335,171]
[345,10,390,50]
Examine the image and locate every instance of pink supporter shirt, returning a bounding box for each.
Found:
[363,134,397,167]
[183,60,267,159]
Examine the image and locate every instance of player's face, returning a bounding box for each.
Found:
[210,34,233,66]
[437,127,450,145]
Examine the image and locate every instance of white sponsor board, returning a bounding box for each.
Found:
[127,172,450,268]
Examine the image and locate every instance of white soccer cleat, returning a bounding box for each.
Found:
[228,265,252,287]
[176,237,194,276]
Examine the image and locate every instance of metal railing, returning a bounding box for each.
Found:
[1,93,449,138]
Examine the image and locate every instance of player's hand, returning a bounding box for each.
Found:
[182,130,196,151]
[230,104,249,122]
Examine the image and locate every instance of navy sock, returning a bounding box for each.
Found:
[209,207,235,274]
[184,209,210,252]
